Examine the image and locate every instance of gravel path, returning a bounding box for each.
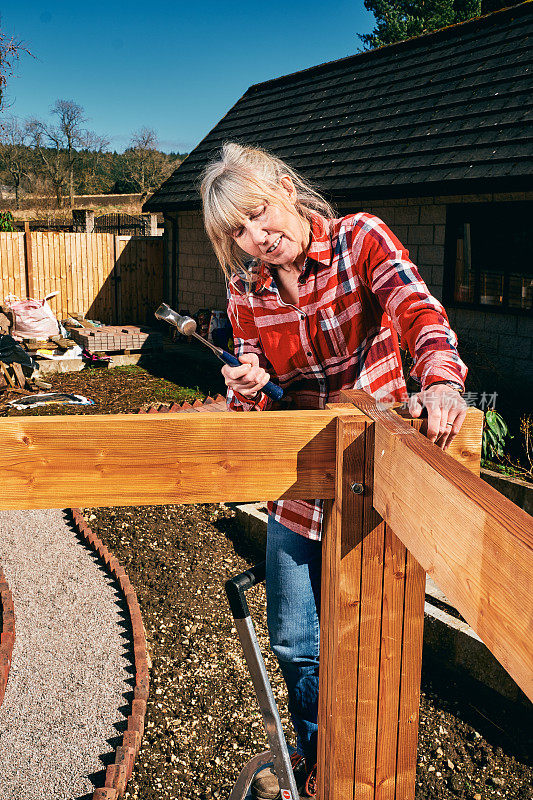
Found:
[0,509,133,800]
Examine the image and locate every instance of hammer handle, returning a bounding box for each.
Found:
[218,349,284,401]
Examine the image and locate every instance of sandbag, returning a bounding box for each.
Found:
[5,293,60,341]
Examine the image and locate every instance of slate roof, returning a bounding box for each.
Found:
[145,2,533,211]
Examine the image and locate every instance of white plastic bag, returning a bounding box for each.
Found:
[5,292,60,341]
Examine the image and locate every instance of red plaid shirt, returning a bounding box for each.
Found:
[226,213,467,540]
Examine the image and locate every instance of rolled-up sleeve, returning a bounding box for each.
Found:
[357,215,467,390]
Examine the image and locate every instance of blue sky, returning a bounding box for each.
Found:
[1,1,376,153]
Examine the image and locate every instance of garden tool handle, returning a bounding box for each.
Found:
[218,350,284,402]
[226,563,300,800]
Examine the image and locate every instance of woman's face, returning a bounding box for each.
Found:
[230,178,310,268]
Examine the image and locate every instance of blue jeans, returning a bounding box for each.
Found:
[265,515,322,768]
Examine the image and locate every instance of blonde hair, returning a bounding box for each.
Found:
[200,142,335,283]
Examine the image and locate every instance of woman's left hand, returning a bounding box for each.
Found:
[408,383,467,451]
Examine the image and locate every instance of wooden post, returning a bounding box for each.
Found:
[317,415,426,800]
[23,221,34,299]
[113,235,122,324]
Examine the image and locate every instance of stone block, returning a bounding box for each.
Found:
[391,224,408,243]
[433,224,446,245]
[480,313,518,335]
[493,192,526,202]
[517,315,533,338]
[419,204,446,225]
[388,205,420,225]
[417,244,444,266]
[498,334,532,360]
[511,357,533,388]
[407,244,419,263]
[452,308,487,332]
[431,265,444,287]
[407,225,434,245]
[460,192,493,203]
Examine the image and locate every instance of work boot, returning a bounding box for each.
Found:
[251,752,306,799]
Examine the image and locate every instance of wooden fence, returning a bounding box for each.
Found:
[0,231,165,325]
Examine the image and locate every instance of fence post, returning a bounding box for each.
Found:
[23,221,34,299]
[142,213,158,236]
[317,414,426,800]
[72,209,95,233]
[113,236,122,325]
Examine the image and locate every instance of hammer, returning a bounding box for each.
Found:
[154,303,284,401]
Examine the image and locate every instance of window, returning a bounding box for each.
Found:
[444,202,532,313]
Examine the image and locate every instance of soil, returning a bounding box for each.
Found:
[84,503,532,800]
[0,351,225,417]
[1,359,531,799]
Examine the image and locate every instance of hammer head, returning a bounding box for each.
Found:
[155,303,197,336]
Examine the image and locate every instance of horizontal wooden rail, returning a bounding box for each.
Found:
[0,407,482,510]
[343,390,533,702]
[0,410,348,509]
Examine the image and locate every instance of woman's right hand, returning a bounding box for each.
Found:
[221,352,270,399]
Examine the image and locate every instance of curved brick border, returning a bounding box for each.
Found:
[68,394,227,799]
[0,566,15,708]
[69,508,149,800]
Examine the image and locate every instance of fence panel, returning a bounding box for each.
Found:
[0,233,27,302]
[115,236,165,325]
[0,232,164,325]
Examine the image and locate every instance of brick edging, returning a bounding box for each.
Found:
[0,566,15,707]
[69,509,150,800]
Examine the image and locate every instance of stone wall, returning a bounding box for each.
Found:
[166,190,533,392]
[0,193,146,212]
[172,210,227,312]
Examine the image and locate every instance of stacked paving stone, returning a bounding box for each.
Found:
[69,325,163,353]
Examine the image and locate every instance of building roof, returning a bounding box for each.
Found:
[145,2,533,211]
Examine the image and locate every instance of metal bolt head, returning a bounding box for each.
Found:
[350,482,364,495]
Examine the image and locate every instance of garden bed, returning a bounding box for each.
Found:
[83,502,532,800]
[0,361,531,799]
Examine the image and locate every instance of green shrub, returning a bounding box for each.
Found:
[0,212,15,232]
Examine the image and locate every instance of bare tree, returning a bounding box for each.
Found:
[122,127,174,193]
[26,116,69,208]
[0,25,31,114]
[0,116,33,207]
[29,99,107,207]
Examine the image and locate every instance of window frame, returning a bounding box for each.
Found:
[443,201,532,316]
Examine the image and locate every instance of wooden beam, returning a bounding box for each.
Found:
[23,221,34,299]
[342,390,533,701]
[317,414,429,800]
[317,415,366,799]
[0,410,355,509]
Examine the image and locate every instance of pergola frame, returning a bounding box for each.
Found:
[1,392,532,799]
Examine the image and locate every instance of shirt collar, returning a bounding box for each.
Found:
[254,214,333,293]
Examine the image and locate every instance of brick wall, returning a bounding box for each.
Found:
[166,189,533,392]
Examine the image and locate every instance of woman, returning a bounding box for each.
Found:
[201,143,467,799]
